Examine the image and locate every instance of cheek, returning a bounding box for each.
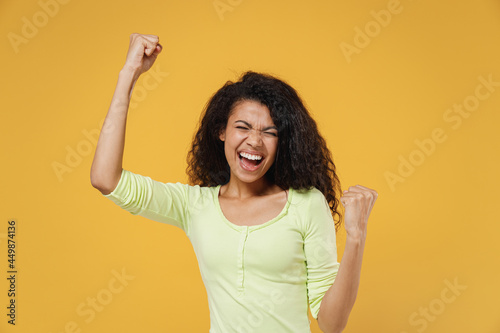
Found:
[224,136,239,157]
[267,140,279,159]
[270,138,279,151]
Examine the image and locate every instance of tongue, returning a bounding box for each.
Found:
[241,156,259,168]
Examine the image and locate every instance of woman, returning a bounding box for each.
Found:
[90,33,378,333]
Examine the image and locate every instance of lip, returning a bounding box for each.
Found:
[237,149,265,172]
[239,154,263,172]
[238,149,265,158]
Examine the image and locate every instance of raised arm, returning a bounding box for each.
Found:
[90,33,162,195]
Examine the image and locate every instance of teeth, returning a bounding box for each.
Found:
[240,152,262,160]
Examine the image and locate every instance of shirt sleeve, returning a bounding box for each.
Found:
[101,168,191,233]
[303,189,340,320]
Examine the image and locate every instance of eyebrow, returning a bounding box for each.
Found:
[234,120,278,131]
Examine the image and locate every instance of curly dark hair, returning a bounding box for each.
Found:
[186,71,343,232]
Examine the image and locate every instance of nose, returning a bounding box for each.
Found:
[247,128,263,146]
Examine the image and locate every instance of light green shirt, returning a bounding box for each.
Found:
[102,169,340,332]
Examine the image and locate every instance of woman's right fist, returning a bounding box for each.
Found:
[123,33,162,77]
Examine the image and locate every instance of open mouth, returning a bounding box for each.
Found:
[238,152,264,170]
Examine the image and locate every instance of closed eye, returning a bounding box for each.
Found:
[236,126,277,137]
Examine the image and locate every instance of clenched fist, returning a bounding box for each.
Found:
[340,185,378,239]
[123,33,162,78]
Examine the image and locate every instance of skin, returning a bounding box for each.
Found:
[218,99,283,200]
[90,33,162,193]
[317,185,378,333]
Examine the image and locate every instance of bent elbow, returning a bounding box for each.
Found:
[318,313,347,333]
[90,169,121,195]
[91,180,113,195]
[90,175,114,195]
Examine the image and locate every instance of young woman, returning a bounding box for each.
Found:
[90,33,378,333]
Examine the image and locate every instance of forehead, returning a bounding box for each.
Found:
[229,100,273,123]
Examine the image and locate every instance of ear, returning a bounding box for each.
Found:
[219,128,225,141]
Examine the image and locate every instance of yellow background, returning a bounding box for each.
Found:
[1,0,499,332]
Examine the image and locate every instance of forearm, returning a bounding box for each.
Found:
[90,67,138,193]
[317,234,366,333]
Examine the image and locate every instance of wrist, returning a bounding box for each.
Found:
[346,230,367,242]
[120,65,141,82]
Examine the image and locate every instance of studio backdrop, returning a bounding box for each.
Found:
[1,0,499,332]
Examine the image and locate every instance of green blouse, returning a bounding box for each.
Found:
[102,168,340,332]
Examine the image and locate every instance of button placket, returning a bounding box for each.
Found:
[236,226,249,296]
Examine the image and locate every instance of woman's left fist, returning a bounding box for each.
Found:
[340,185,378,239]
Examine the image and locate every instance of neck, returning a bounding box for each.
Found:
[221,174,276,200]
